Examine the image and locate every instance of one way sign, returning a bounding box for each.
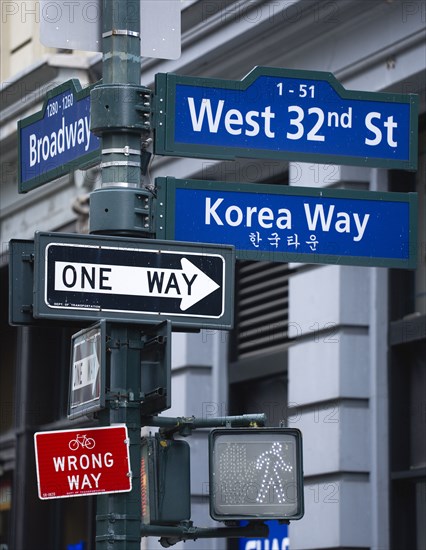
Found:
[33,232,235,329]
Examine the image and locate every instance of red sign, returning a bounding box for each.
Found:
[34,425,132,499]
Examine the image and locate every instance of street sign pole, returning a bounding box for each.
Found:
[95,324,143,548]
[91,1,144,548]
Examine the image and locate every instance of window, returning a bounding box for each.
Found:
[0,473,12,548]
[0,266,16,435]
[231,260,292,361]
[389,118,426,550]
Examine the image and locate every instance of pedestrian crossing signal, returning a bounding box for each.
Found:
[208,428,304,521]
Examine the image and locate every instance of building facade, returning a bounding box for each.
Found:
[0,1,425,549]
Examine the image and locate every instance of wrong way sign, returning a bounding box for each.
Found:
[34,425,131,499]
[33,232,234,329]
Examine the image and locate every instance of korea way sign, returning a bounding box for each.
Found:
[154,66,418,170]
[34,425,131,499]
[33,232,234,329]
[18,79,101,193]
[156,178,418,269]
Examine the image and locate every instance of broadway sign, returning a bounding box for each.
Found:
[18,79,100,193]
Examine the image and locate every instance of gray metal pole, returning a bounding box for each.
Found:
[99,0,142,189]
[90,0,152,237]
[96,325,143,549]
[93,1,144,548]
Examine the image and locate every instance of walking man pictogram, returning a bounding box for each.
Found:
[255,442,293,504]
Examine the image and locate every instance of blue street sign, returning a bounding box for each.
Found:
[18,79,101,193]
[155,67,418,170]
[156,178,418,269]
[239,520,289,550]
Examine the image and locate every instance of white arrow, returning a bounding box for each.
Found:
[54,257,220,311]
[72,353,100,394]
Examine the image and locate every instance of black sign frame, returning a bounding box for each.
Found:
[33,232,234,330]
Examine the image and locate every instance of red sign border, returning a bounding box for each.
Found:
[34,424,132,500]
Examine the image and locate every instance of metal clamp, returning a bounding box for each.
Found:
[100,161,141,168]
[97,513,140,522]
[99,182,141,188]
[90,83,152,135]
[102,29,140,38]
[102,147,140,156]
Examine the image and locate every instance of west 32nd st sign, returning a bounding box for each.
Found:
[154,66,418,170]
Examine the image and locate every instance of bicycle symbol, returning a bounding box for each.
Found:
[68,433,96,451]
